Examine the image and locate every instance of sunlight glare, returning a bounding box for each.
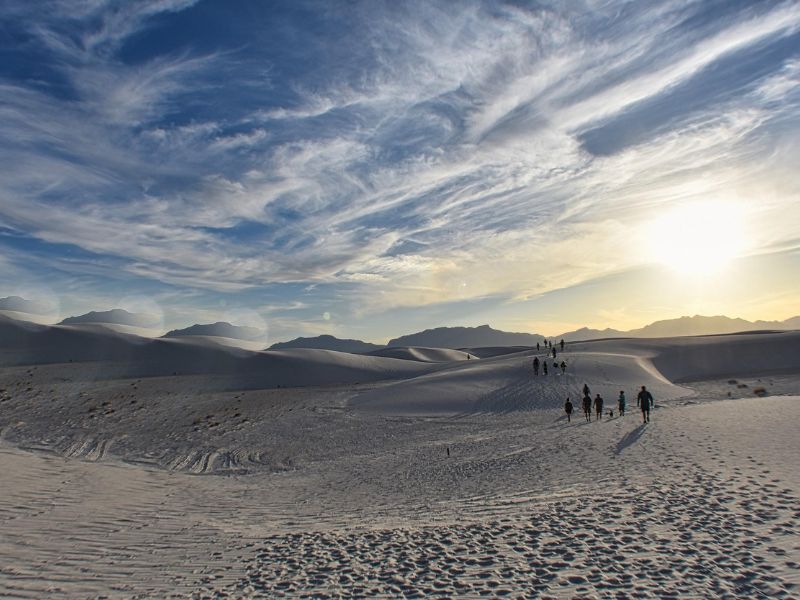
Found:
[646,201,748,276]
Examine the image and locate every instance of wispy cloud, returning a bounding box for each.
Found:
[1,0,798,335]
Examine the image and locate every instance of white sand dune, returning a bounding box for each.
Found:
[367,346,476,362]
[0,315,434,387]
[352,347,689,415]
[1,315,799,598]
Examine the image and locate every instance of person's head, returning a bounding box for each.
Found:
[620,390,624,395]
[641,385,646,391]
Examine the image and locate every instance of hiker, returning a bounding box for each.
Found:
[594,393,604,421]
[543,361,548,376]
[583,383,590,398]
[637,386,654,423]
[560,339,565,352]
[552,347,557,360]
[618,391,626,416]
[564,397,573,422]
[532,357,540,376]
[582,394,592,422]
[537,342,540,352]
[560,361,566,374]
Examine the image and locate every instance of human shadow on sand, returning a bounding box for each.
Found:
[615,424,646,455]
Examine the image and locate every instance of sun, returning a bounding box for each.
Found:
[645,201,748,276]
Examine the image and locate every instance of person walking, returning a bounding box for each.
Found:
[560,339,565,352]
[618,390,626,417]
[543,361,548,376]
[637,385,654,423]
[537,342,540,352]
[532,357,540,376]
[582,393,592,422]
[564,397,574,422]
[552,347,557,360]
[560,360,566,374]
[594,393,604,421]
[583,383,590,398]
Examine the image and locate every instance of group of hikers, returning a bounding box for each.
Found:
[532,356,566,376]
[563,384,654,425]
[532,339,566,376]
[530,339,655,425]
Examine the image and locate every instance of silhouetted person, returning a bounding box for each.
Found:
[543,362,548,376]
[582,394,592,422]
[618,390,626,417]
[532,357,540,376]
[560,361,566,374]
[537,342,540,352]
[583,383,590,398]
[560,339,565,352]
[552,347,557,360]
[564,397,573,422]
[594,393,604,421]
[637,385,654,423]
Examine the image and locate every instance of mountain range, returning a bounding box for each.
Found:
[162,322,266,341]
[269,335,383,353]
[1,296,798,351]
[272,314,800,351]
[60,309,160,329]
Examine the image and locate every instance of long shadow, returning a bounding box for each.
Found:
[615,423,646,455]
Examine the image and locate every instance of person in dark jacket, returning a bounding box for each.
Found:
[637,385,654,423]
[618,391,626,417]
[564,397,574,422]
[582,393,592,422]
[532,357,540,376]
[593,393,604,421]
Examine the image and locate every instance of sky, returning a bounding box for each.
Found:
[1,0,799,344]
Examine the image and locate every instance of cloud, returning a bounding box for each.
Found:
[1,0,799,335]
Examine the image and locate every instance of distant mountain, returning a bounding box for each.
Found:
[60,308,159,329]
[388,324,544,349]
[558,314,800,342]
[781,316,800,330]
[269,335,384,353]
[162,322,265,341]
[0,296,52,315]
[629,315,795,338]
[557,327,626,343]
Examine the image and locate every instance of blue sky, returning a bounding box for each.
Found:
[1,0,799,343]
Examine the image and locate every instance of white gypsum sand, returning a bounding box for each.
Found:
[0,318,798,598]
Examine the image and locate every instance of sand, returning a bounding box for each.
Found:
[0,319,798,598]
